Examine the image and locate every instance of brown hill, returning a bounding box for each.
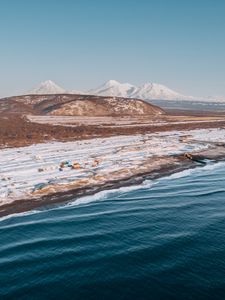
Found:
[0,94,164,116]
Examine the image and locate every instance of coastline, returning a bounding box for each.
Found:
[1,156,225,218]
[1,132,225,217]
[0,157,199,217]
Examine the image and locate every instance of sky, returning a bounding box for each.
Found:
[0,0,225,98]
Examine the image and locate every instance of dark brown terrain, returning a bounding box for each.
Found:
[0,94,164,116]
[1,93,225,148]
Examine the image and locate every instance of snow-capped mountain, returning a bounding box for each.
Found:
[132,83,194,101]
[88,80,194,101]
[27,80,83,95]
[28,80,66,95]
[88,80,137,98]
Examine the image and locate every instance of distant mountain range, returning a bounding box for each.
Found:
[88,80,195,101]
[26,80,225,102]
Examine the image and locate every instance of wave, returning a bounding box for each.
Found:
[64,180,155,208]
[0,180,155,222]
[0,209,41,223]
[64,162,225,208]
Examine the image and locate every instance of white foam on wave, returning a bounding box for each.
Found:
[64,179,154,208]
[0,209,41,223]
[161,161,225,181]
[165,168,195,180]
[200,161,225,171]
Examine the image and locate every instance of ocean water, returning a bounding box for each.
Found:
[1,163,225,300]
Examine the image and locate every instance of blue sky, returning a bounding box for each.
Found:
[0,0,225,97]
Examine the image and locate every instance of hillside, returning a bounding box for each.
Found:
[0,94,164,117]
[0,93,166,148]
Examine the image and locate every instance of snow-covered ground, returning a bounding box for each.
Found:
[28,115,225,127]
[0,128,225,205]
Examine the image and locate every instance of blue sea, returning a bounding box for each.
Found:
[1,162,225,300]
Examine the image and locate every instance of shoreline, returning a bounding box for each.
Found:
[0,158,196,217]
[1,152,225,218]
[1,127,225,218]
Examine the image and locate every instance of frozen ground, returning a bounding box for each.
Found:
[28,115,225,127]
[0,128,225,205]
